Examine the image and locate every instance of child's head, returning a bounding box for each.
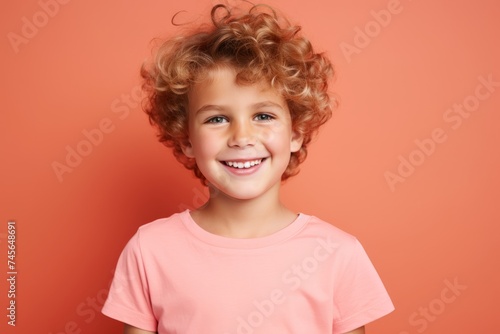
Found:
[141,3,335,184]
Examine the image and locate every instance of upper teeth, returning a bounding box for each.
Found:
[225,159,262,169]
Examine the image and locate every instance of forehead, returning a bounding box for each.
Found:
[188,66,287,111]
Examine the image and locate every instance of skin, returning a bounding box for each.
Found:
[121,67,367,334]
[182,66,303,238]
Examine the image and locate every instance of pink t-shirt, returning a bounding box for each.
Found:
[102,210,394,333]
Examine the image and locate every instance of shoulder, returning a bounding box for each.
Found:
[133,210,190,246]
[296,214,368,264]
[301,214,358,245]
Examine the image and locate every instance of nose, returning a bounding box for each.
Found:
[228,120,256,148]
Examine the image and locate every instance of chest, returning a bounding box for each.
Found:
[144,243,336,333]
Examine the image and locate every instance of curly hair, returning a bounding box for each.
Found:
[141,3,335,183]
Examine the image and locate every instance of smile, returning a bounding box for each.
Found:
[223,159,263,169]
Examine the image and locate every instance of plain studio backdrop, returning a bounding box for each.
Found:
[1,0,499,333]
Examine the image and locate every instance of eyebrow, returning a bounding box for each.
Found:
[195,101,285,115]
[195,104,227,115]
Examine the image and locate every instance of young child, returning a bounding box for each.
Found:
[102,3,394,334]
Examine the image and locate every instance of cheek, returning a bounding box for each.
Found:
[191,132,219,157]
[259,126,292,152]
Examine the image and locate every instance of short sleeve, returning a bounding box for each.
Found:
[102,231,158,332]
[331,239,394,334]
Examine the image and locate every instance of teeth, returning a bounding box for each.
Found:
[225,159,262,169]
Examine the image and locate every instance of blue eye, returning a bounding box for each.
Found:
[254,114,274,121]
[206,116,227,124]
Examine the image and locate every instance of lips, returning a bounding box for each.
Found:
[223,159,263,169]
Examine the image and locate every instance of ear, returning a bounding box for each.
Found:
[290,130,304,153]
[181,141,195,158]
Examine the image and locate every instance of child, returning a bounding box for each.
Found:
[102,3,394,334]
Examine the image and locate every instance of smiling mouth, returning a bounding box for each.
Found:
[222,159,264,169]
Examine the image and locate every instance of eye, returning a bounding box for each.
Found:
[206,116,228,124]
[254,113,274,121]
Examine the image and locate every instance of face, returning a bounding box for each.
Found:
[183,67,303,201]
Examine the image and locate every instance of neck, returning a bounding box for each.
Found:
[191,183,296,238]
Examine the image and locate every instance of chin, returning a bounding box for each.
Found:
[209,184,267,201]
[217,190,262,201]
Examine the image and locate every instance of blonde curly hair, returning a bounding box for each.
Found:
[141,4,335,183]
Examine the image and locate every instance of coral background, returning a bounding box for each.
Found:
[1,0,499,333]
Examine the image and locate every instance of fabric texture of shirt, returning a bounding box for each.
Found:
[102,210,394,333]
